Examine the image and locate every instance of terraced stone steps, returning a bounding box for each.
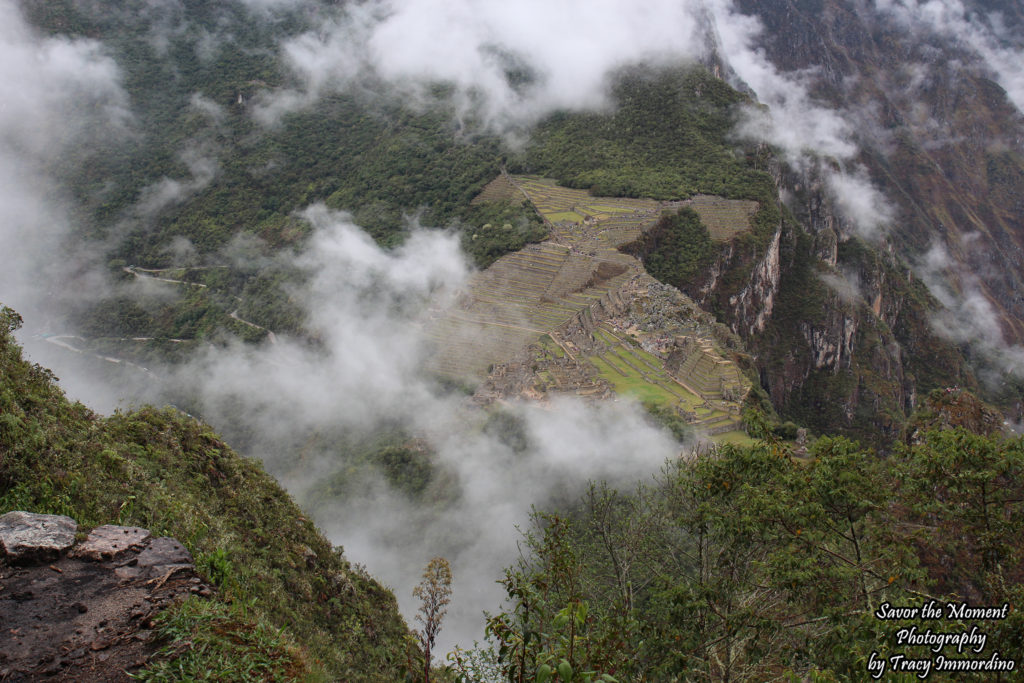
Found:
[450,175,751,440]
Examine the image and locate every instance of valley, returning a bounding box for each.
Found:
[4,0,1024,679]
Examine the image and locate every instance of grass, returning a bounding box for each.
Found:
[712,431,758,447]
[538,335,566,358]
[513,175,658,228]
[588,355,683,406]
[135,598,313,682]
[0,308,411,681]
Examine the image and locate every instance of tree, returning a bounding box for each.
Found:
[414,556,453,683]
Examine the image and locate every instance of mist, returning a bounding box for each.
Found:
[916,242,1024,382]
[0,2,127,314]
[0,0,149,411]
[874,0,1024,113]
[167,206,683,653]
[254,0,708,131]
[7,0,1015,662]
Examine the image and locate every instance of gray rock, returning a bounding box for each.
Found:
[0,511,78,564]
[115,537,194,580]
[72,525,151,561]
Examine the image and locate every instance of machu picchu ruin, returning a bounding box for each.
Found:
[427,174,755,440]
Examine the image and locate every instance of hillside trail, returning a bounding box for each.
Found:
[1,512,211,682]
[124,265,278,344]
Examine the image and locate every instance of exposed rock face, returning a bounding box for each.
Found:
[729,228,782,338]
[0,512,208,682]
[71,525,150,561]
[0,511,77,564]
[736,0,1024,344]
[115,537,194,582]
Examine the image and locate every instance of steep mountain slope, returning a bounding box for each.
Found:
[736,0,1024,360]
[0,306,412,680]
[510,69,973,444]
[464,422,1024,681]
[15,0,983,445]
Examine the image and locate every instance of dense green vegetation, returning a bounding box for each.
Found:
[456,428,1024,681]
[520,69,773,202]
[0,306,411,681]
[627,208,717,287]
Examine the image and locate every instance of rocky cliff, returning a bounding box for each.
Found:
[631,157,975,444]
[736,0,1024,345]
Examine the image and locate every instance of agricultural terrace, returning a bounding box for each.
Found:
[424,241,635,378]
[677,195,758,241]
[512,175,660,248]
[429,174,751,440]
[470,174,525,205]
[580,323,744,435]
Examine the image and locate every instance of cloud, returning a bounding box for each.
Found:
[824,166,894,240]
[324,397,679,655]
[707,1,858,163]
[0,0,128,323]
[189,92,227,122]
[162,205,682,654]
[248,0,895,237]
[916,242,1024,381]
[819,269,863,305]
[699,0,896,238]
[133,145,220,219]
[253,0,707,130]
[874,0,1024,113]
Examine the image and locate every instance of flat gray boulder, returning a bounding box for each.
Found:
[115,537,194,580]
[0,511,78,564]
[72,524,151,561]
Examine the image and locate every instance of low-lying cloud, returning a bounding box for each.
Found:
[916,242,1024,382]
[171,206,682,653]
[255,0,708,131]
[250,0,896,237]
[703,0,895,238]
[0,1,128,312]
[875,0,1024,114]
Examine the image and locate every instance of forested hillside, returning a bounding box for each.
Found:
[457,420,1024,681]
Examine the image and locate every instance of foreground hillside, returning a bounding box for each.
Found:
[0,306,411,681]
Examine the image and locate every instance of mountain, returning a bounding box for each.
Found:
[3,0,1024,677]
[736,0,1024,379]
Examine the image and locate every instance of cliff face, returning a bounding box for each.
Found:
[736,0,1024,344]
[658,157,974,444]
[635,0,1023,441]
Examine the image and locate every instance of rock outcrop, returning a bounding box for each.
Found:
[0,511,209,682]
[0,511,77,564]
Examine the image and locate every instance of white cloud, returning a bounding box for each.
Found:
[874,0,1024,113]
[0,0,128,318]
[819,269,863,305]
[133,145,220,218]
[916,242,1024,380]
[254,0,707,130]
[166,205,682,654]
[825,166,894,239]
